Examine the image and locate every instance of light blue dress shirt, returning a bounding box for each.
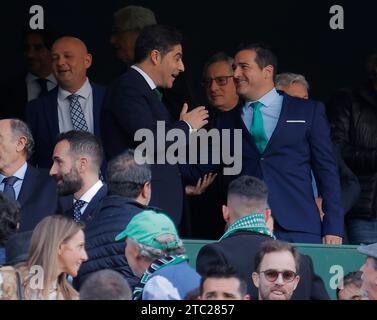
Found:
[241,88,284,140]
[0,162,28,200]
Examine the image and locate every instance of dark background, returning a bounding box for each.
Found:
[2,0,376,104]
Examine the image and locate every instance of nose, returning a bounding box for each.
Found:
[233,66,241,78]
[82,249,88,262]
[179,60,185,73]
[275,273,285,285]
[49,163,57,176]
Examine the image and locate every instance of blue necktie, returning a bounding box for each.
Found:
[73,200,86,222]
[249,101,268,153]
[68,94,89,131]
[2,176,18,200]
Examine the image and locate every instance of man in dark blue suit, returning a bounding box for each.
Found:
[50,131,106,223]
[26,36,106,169]
[0,29,58,121]
[184,44,344,244]
[0,119,61,231]
[101,25,208,226]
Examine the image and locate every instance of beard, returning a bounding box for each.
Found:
[56,167,83,196]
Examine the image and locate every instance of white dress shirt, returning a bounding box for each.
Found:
[57,78,94,133]
[73,179,103,214]
[25,73,57,101]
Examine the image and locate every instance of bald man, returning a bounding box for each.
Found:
[26,36,106,168]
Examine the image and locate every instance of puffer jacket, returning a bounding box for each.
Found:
[75,196,148,289]
[328,81,377,219]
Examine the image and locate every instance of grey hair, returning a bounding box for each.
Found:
[203,52,234,79]
[10,119,34,159]
[113,5,156,33]
[128,235,185,261]
[275,72,309,90]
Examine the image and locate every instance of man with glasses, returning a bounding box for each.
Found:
[252,240,300,300]
[202,52,239,123]
[196,175,329,299]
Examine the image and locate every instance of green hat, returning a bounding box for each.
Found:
[115,210,181,250]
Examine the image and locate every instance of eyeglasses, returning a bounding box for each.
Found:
[202,75,234,88]
[260,269,297,283]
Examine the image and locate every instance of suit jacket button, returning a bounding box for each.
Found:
[261,157,264,161]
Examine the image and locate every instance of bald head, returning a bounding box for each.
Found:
[51,36,92,93]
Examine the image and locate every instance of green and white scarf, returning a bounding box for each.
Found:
[133,254,188,300]
[219,212,275,241]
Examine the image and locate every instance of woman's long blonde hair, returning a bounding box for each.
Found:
[22,215,84,300]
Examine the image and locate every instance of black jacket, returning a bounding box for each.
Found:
[328,81,377,219]
[196,230,329,300]
[75,196,148,289]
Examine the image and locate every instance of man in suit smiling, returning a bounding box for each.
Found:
[102,25,208,226]
[0,119,60,231]
[26,36,106,169]
[230,43,343,243]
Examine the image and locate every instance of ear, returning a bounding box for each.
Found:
[293,275,300,290]
[58,243,64,256]
[16,136,27,154]
[84,53,93,69]
[222,205,230,223]
[252,272,260,288]
[150,49,161,65]
[263,65,274,80]
[77,157,88,173]
[141,181,151,200]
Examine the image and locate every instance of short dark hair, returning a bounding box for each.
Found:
[134,24,182,63]
[199,265,248,296]
[236,43,277,78]
[202,52,234,79]
[9,119,34,160]
[0,193,20,245]
[254,240,300,273]
[106,149,151,198]
[228,175,268,201]
[336,271,363,299]
[55,131,103,169]
[80,269,132,300]
[24,28,59,50]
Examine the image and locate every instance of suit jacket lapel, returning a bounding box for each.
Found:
[235,105,261,153]
[17,164,37,206]
[91,82,102,136]
[44,88,59,143]
[262,93,289,152]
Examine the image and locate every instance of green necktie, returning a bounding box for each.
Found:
[153,88,163,101]
[249,101,268,153]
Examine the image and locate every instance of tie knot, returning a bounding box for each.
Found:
[68,94,79,102]
[2,176,18,187]
[250,101,263,110]
[74,200,86,211]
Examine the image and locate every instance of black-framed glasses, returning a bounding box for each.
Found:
[202,75,234,88]
[260,269,297,283]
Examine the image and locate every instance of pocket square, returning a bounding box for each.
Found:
[286,120,306,123]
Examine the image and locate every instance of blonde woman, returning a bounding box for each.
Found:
[1,215,88,300]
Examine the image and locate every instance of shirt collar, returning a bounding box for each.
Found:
[0,162,28,183]
[131,65,157,90]
[74,179,103,203]
[245,88,279,108]
[26,72,58,85]
[58,77,91,101]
